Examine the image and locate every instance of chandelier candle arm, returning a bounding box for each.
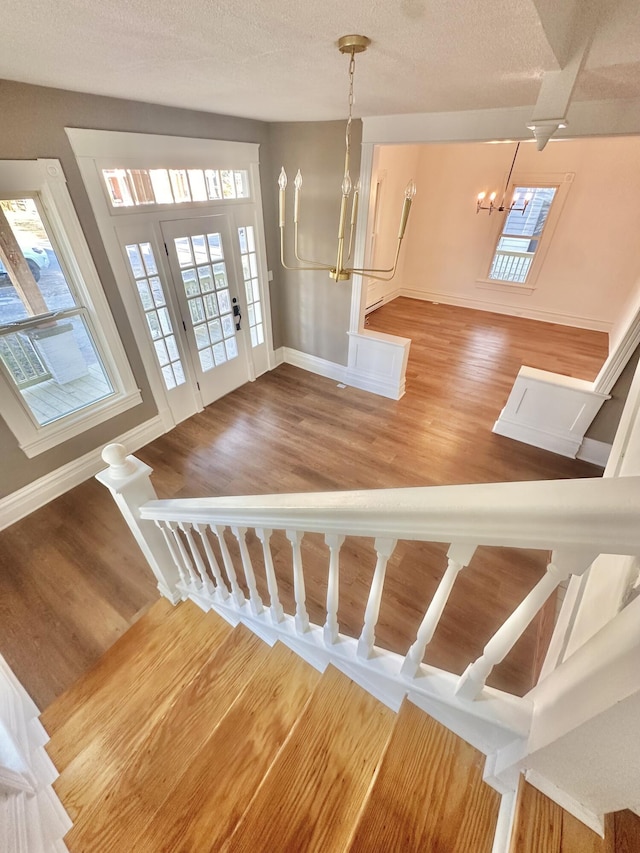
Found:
[346,180,360,261]
[349,179,417,280]
[476,142,530,216]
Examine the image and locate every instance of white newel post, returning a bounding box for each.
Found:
[96,443,182,604]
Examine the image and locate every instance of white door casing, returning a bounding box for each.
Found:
[67,129,275,429]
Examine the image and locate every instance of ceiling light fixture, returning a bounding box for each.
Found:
[476,142,530,216]
[278,34,417,281]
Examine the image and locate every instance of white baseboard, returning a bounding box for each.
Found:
[345,366,406,399]
[399,287,613,334]
[493,417,581,458]
[0,415,166,532]
[277,346,348,383]
[576,437,612,467]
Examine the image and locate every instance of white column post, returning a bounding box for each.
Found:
[324,534,345,646]
[232,526,264,616]
[286,529,310,634]
[180,522,215,595]
[95,444,182,604]
[213,525,245,607]
[456,549,597,701]
[194,523,230,602]
[255,528,284,624]
[401,542,477,678]
[357,538,397,659]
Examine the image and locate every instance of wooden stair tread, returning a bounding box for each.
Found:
[63,624,271,851]
[510,781,611,852]
[48,601,231,770]
[130,642,321,852]
[40,596,173,732]
[222,664,395,853]
[348,698,500,853]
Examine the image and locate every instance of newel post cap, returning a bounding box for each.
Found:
[101,443,140,479]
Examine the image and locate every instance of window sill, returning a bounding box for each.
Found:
[18,388,142,458]
[475,278,535,295]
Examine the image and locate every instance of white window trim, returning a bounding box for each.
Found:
[0,159,141,457]
[476,170,574,293]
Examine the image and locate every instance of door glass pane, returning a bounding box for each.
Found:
[182,269,199,296]
[191,235,208,265]
[124,241,186,390]
[171,227,240,374]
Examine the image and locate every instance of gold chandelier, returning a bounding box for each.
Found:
[278,34,417,282]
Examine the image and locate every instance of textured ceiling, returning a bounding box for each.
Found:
[0,0,639,122]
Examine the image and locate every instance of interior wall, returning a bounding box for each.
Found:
[394,137,640,332]
[367,144,421,305]
[268,120,362,365]
[587,342,640,444]
[0,79,276,497]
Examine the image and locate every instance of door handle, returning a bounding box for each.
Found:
[233,297,242,330]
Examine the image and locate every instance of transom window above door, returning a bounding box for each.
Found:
[102,168,250,209]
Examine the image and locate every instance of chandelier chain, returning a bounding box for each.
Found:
[345,49,356,159]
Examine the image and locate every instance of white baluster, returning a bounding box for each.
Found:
[194,524,230,601]
[357,538,397,659]
[166,521,200,589]
[286,530,310,634]
[156,521,187,588]
[401,543,477,678]
[455,549,596,700]
[232,527,264,616]
[255,528,284,624]
[213,525,245,607]
[324,534,345,645]
[180,522,214,596]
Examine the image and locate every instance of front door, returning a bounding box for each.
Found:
[161,215,250,407]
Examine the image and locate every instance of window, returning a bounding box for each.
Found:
[101,167,250,209]
[0,160,140,457]
[488,186,557,284]
[237,225,265,347]
[124,241,186,390]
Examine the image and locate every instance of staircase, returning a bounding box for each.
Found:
[41,598,636,852]
[42,599,496,851]
[0,655,71,853]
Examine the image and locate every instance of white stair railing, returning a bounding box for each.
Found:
[97,444,640,752]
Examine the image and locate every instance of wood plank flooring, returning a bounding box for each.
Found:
[0,299,608,709]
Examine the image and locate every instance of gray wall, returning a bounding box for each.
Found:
[268,120,362,365]
[0,80,279,496]
[586,342,640,444]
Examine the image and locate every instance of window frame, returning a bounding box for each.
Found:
[476,171,573,294]
[0,159,141,457]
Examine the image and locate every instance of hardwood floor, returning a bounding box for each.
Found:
[0,298,608,709]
